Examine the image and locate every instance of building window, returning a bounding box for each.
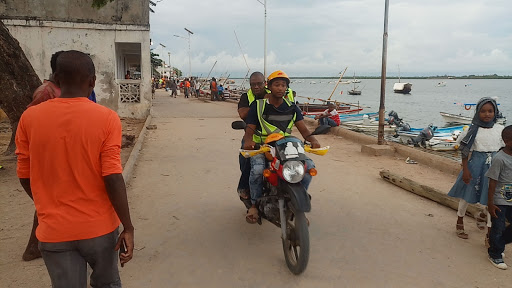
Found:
[119,83,141,103]
[115,42,142,80]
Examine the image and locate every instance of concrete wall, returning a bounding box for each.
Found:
[0,0,149,26]
[3,19,151,118]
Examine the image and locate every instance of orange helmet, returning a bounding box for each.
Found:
[267,70,290,86]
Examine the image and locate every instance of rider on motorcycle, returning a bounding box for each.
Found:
[242,70,321,223]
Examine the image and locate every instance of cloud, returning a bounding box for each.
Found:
[150,0,512,77]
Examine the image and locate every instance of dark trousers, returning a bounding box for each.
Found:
[39,229,121,288]
[238,138,251,191]
[319,117,338,127]
[488,205,512,259]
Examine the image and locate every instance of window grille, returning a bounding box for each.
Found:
[119,83,140,103]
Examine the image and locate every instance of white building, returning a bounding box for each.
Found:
[0,0,151,118]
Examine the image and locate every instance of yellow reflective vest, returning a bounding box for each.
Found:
[253,98,296,142]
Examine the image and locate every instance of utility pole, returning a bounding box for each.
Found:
[256,0,267,78]
[168,52,171,78]
[378,0,390,145]
[175,28,194,78]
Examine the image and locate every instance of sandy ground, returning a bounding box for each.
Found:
[1,90,510,287]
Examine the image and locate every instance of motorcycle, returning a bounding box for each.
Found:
[232,120,329,275]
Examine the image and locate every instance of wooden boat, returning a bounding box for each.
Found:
[303,108,364,117]
[440,111,507,125]
[348,72,362,95]
[342,115,396,132]
[298,103,355,113]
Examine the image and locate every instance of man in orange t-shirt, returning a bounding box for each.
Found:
[16,50,134,287]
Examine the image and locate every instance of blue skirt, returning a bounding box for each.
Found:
[448,151,496,205]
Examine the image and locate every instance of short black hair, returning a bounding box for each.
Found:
[249,71,264,80]
[502,125,512,141]
[55,50,95,86]
[50,51,65,74]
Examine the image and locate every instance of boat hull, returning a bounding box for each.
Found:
[348,90,361,95]
[440,112,507,125]
[393,82,412,94]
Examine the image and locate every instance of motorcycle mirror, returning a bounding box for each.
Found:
[232,121,246,130]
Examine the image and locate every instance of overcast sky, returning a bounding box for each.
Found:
[149,0,512,77]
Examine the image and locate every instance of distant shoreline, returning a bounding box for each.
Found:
[229,75,512,80]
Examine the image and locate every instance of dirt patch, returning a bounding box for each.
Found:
[120,117,145,167]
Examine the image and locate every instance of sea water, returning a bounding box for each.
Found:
[233,78,511,129]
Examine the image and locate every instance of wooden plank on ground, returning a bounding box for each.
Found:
[380,170,482,218]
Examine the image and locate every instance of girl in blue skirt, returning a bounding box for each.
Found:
[448,97,505,239]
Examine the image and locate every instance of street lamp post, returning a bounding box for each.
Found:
[168,52,172,78]
[256,0,267,78]
[174,28,194,78]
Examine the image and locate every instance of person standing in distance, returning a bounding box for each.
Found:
[16,50,134,287]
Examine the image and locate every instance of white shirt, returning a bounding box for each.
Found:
[456,124,505,152]
[323,109,338,117]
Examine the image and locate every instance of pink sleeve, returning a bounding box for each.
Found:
[101,112,123,176]
[15,115,31,178]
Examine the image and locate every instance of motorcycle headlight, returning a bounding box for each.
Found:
[282,161,305,183]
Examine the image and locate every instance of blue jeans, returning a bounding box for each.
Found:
[249,154,315,205]
[488,205,512,259]
[238,138,251,192]
[319,117,337,127]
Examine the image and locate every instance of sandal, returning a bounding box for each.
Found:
[456,224,469,239]
[246,207,259,224]
[476,211,487,230]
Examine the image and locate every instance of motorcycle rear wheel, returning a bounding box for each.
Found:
[282,211,309,275]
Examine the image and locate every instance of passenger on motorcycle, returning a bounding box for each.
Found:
[242,70,321,223]
[237,72,269,201]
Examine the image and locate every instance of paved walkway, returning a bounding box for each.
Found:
[119,90,509,287]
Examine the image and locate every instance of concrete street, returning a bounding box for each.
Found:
[119,91,510,287]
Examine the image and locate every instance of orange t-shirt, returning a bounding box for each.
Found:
[185,81,191,88]
[16,97,122,242]
[27,80,61,108]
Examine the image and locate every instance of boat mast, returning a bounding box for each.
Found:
[398,64,401,83]
[328,67,348,100]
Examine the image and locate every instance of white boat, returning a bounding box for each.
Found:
[310,81,316,84]
[342,115,396,132]
[440,112,507,125]
[437,81,447,87]
[352,79,361,83]
[397,135,458,151]
[396,131,459,151]
[393,82,412,94]
[340,81,351,84]
[393,65,412,94]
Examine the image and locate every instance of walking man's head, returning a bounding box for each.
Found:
[49,51,64,79]
[54,50,96,98]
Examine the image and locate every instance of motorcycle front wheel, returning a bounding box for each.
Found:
[282,211,309,275]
